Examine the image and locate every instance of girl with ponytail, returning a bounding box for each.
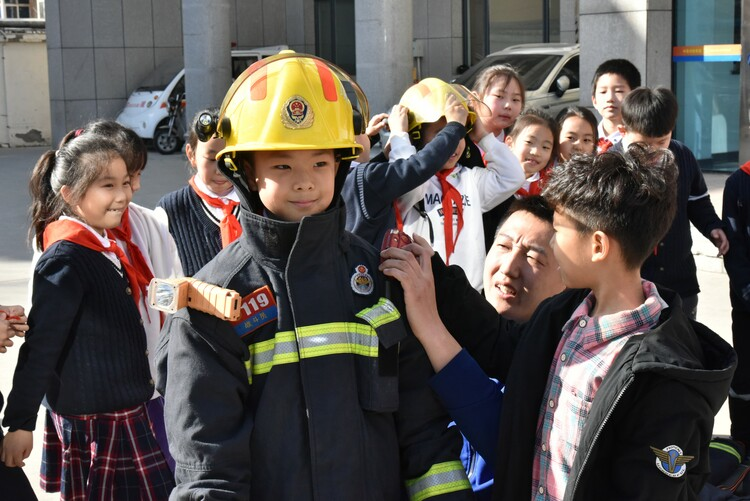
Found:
[2,132,174,499]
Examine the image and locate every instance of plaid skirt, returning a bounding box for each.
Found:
[40,404,174,500]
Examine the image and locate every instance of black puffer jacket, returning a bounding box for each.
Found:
[431,257,736,501]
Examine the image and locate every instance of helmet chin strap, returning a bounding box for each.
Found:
[218,155,263,213]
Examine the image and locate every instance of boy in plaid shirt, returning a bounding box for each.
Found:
[380,144,737,500]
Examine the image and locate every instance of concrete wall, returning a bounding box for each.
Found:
[45,0,183,144]
[229,0,315,54]
[355,0,414,116]
[413,0,464,81]
[0,30,50,147]
[560,0,578,43]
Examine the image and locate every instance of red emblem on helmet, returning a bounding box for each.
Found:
[282,95,314,129]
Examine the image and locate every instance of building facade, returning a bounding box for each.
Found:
[13,0,749,169]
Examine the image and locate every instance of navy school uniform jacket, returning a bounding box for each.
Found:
[430,256,736,501]
[613,140,724,298]
[343,121,466,246]
[723,165,750,312]
[3,241,153,431]
[155,200,473,500]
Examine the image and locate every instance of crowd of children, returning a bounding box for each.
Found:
[0,49,745,501]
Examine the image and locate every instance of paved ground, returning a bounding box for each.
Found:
[0,145,737,498]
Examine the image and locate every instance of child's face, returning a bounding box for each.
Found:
[422,118,466,171]
[505,124,554,178]
[592,73,632,124]
[550,209,592,289]
[480,76,523,135]
[187,136,231,196]
[558,116,596,161]
[67,157,132,235]
[249,149,338,221]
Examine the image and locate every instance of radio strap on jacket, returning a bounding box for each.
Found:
[189,176,242,247]
[435,168,464,264]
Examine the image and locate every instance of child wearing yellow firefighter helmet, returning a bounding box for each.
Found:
[155,51,474,500]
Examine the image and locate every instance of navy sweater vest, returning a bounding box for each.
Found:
[159,186,223,276]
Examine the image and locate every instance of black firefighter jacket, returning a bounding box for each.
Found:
[156,202,473,500]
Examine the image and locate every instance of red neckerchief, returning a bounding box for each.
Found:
[394,202,405,232]
[107,207,153,300]
[435,168,464,264]
[515,167,549,197]
[43,219,143,307]
[597,137,614,153]
[188,176,242,247]
[741,161,750,176]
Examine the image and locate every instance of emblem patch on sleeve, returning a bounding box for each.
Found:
[230,285,278,338]
[350,265,374,295]
[650,445,694,478]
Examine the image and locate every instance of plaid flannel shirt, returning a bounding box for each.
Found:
[531,280,667,500]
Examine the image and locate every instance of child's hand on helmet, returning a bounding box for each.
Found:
[388,105,409,135]
[366,112,390,138]
[444,94,468,127]
[469,106,488,141]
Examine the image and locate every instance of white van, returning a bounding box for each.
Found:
[116,45,287,144]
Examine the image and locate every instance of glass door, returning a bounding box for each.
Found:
[673,0,740,171]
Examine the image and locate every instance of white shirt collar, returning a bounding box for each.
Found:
[193,176,239,203]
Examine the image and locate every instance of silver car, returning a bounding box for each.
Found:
[451,43,580,119]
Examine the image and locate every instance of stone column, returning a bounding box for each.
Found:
[740,1,750,163]
[354,0,414,116]
[182,0,232,124]
[578,0,672,106]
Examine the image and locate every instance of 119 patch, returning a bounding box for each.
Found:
[231,285,278,338]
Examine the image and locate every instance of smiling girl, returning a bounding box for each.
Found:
[156,107,236,275]
[2,133,174,499]
[504,108,559,195]
[463,65,527,251]
[555,106,598,163]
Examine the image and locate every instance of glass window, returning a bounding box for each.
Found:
[673,0,739,171]
[487,0,560,53]
[551,55,578,91]
[454,54,562,91]
[3,0,34,19]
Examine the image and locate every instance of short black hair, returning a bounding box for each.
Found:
[542,143,678,269]
[495,195,553,238]
[591,59,641,94]
[620,87,678,138]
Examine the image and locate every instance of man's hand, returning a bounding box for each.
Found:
[710,228,729,256]
[0,305,27,353]
[379,233,438,326]
[1,304,28,337]
[379,234,460,371]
